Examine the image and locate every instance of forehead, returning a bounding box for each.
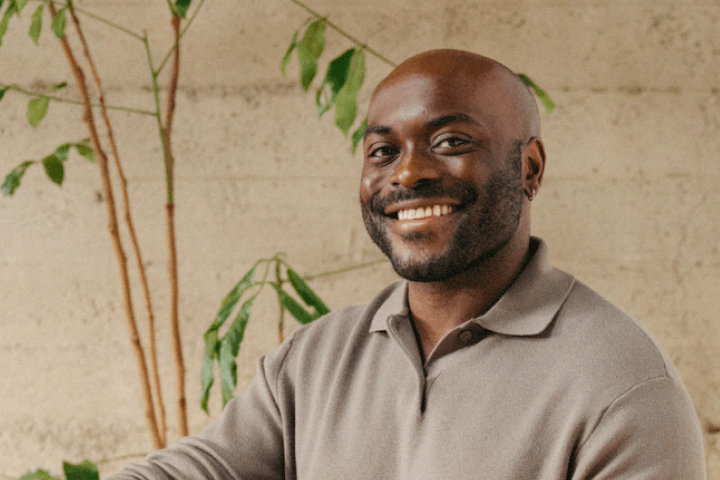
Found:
[367,72,513,134]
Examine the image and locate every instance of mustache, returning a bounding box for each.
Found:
[369,183,479,214]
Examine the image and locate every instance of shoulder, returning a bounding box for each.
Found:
[562,281,670,371]
[553,279,689,407]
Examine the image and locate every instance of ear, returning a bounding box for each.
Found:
[523,137,546,194]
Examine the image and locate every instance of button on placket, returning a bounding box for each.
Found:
[459,330,473,345]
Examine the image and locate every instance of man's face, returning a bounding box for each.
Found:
[359,72,526,282]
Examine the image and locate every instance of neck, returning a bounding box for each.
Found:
[407,233,532,359]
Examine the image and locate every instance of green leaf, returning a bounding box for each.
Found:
[0,86,8,101]
[315,48,355,117]
[296,19,325,90]
[0,1,19,49]
[74,142,95,162]
[27,95,49,126]
[273,284,315,325]
[51,7,65,38]
[210,263,257,331]
[351,117,367,155]
[518,73,555,114]
[199,332,217,413]
[287,268,329,316]
[54,143,71,162]
[218,298,253,406]
[16,0,29,13]
[280,28,300,76]
[29,4,43,44]
[334,49,365,134]
[200,322,223,413]
[63,461,99,480]
[20,469,59,480]
[50,81,67,92]
[175,0,190,18]
[42,154,63,185]
[201,263,258,412]
[2,160,34,196]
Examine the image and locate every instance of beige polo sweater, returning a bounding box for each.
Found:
[113,239,706,479]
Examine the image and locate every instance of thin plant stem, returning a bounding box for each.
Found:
[166,202,186,436]
[69,4,144,41]
[142,37,172,202]
[46,0,144,40]
[143,12,187,437]
[66,1,168,447]
[0,84,155,115]
[163,15,180,198]
[286,0,398,68]
[47,0,162,450]
[277,298,286,344]
[301,258,389,282]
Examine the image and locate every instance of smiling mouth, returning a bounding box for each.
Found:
[396,204,455,220]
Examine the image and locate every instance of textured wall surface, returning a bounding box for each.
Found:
[1,0,718,477]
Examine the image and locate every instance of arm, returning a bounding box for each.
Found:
[109,338,295,480]
[571,375,706,479]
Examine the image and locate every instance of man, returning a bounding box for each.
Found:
[113,50,706,479]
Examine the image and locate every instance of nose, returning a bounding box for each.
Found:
[390,147,441,189]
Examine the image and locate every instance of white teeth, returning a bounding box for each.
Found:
[397,205,454,220]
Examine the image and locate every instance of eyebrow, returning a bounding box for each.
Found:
[426,113,481,129]
[364,125,391,138]
[364,113,481,139]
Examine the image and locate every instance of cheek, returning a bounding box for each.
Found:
[359,170,383,203]
[445,156,490,180]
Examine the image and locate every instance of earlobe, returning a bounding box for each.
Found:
[523,137,546,198]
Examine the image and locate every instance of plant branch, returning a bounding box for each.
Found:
[142,36,172,202]
[166,202,186,437]
[163,15,180,195]
[47,0,163,450]
[66,1,168,447]
[143,10,187,437]
[0,84,156,115]
[275,261,285,343]
[157,0,207,74]
[286,0,398,68]
[165,12,188,438]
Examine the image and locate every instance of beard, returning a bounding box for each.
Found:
[361,144,524,282]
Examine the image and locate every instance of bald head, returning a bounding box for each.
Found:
[372,49,541,139]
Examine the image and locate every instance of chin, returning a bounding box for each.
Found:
[388,249,467,283]
[388,232,516,283]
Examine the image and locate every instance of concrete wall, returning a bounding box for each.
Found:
[1,0,718,477]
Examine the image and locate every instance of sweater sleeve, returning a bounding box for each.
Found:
[571,374,706,479]
[108,337,295,480]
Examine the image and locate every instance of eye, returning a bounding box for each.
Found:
[367,144,398,158]
[433,136,468,149]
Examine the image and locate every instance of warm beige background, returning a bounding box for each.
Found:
[1,0,718,477]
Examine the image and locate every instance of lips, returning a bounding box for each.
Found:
[369,183,478,223]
